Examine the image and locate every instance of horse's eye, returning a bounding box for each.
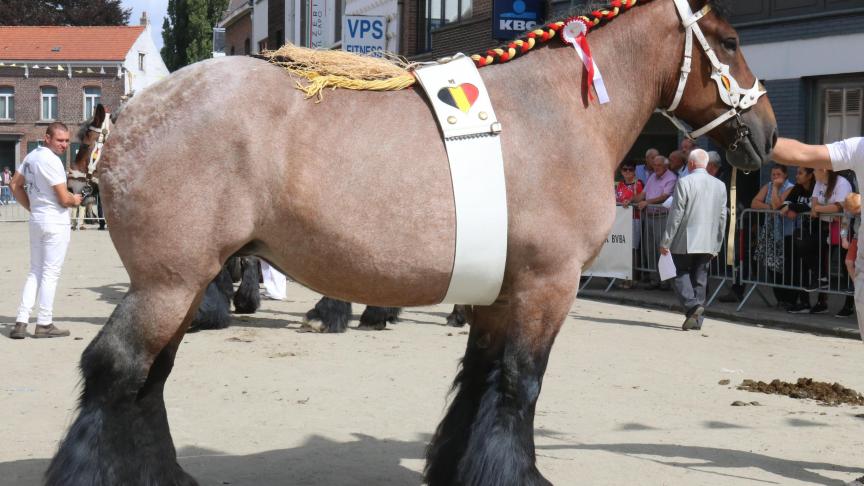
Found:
[722,37,738,52]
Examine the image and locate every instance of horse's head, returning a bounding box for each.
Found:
[72,103,110,176]
[660,0,777,172]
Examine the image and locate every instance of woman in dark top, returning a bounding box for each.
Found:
[782,167,816,313]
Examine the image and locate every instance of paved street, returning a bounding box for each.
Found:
[1,222,864,485]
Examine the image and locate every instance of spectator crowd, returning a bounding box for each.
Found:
[612,138,861,320]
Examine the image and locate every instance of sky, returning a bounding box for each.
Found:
[121,0,169,51]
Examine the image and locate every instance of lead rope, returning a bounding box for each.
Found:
[726,167,737,267]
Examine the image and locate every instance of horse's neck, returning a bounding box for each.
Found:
[486,0,682,171]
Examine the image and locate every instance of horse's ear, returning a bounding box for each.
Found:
[95,104,106,123]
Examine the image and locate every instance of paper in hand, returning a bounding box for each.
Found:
[658,253,677,281]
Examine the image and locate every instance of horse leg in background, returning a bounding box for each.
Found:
[424,275,577,486]
[189,267,234,331]
[83,196,97,224]
[45,283,206,485]
[302,296,352,333]
[226,255,242,283]
[357,306,402,330]
[446,304,468,327]
[233,256,261,314]
[95,186,106,230]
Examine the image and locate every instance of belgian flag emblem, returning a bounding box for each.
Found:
[437,83,480,113]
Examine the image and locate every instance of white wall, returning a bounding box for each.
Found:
[124,24,170,95]
[253,0,269,53]
[742,33,864,81]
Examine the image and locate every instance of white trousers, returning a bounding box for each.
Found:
[16,222,71,325]
[260,261,287,300]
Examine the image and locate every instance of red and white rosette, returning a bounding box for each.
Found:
[562,18,610,104]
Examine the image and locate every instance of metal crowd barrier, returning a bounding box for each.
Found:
[736,208,852,311]
[0,190,106,227]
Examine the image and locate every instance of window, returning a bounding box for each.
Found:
[83,87,101,120]
[41,86,58,121]
[421,0,473,51]
[0,87,13,120]
[138,52,146,70]
[428,0,472,29]
[822,86,863,142]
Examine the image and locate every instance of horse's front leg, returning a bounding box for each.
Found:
[45,284,205,486]
[425,271,578,486]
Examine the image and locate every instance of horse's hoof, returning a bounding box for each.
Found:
[299,317,327,333]
[356,321,387,331]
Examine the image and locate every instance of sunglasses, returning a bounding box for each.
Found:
[621,167,635,172]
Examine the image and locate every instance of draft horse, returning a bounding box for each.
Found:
[46,1,777,484]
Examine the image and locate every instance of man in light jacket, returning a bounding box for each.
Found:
[660,148,728,331]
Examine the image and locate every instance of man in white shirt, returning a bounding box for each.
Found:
[772,137,864,340]
[9,123,83,339]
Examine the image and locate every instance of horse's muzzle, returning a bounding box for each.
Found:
[725,113,776,173]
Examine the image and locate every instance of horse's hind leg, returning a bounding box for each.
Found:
[446,304,468,327]
[190,267,234,331]
[357,306,402,330]
[302,296,352,333]
[233,256,261,314]
[45,284,204,485]
[425,277,577,486]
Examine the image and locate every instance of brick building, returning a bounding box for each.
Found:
[0,15,168,172]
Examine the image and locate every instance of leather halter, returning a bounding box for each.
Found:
[659,0,766,142]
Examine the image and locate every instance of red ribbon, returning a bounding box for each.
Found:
[576,33,595,102]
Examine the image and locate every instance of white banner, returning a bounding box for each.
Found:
[584,206,633,280]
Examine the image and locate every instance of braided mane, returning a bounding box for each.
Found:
[471,0,648,67]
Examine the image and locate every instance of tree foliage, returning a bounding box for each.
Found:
[161,0,229,72]
[0,0,131,26]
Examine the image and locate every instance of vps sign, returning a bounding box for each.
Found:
[342,15,387,57]
[492,0,545,40]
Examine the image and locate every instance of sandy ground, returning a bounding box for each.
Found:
[1,222,864,485]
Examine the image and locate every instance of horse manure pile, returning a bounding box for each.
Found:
[738,378,864,406]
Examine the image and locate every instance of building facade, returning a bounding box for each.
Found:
[0,15,168,171]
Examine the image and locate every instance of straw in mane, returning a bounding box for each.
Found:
[261,44,416,101]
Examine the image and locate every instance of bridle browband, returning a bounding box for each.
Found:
[659,0,766,144]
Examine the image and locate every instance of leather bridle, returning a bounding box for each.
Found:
[79,116,111,196]
[658,0,766,145]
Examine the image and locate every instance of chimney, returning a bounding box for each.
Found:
[140,11,149,26]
